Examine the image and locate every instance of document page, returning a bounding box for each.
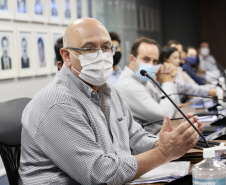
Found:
[127,161,190,184]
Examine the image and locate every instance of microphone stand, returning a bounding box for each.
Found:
[140,70,209,148]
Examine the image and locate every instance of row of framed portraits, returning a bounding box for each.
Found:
[0,0,95,25]
[0,26,65,79]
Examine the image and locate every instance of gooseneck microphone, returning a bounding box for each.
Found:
[161,93,226,101]
[140,70,209,148]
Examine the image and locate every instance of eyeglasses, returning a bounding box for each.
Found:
[66,45,117,59]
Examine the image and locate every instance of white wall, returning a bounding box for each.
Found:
[0,74,54,102]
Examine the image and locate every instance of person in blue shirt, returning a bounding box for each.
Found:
[182,47,205,85]
[107,32,122,85]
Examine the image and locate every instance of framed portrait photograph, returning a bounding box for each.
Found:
[34,31,50,75]
[62,0,75,25]
[0,28,16,79]
[0,0,13,19]
[17,29,35,77]
[51,31,63,74]
[75,0,92,19]
[87,0,93,18]
[32,0,47,23]
[76,0,82,19]
[48,0,62,24]
[15,0,31,21]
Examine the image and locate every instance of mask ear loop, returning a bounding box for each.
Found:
[67,49,80,74]
[67,49,79,59]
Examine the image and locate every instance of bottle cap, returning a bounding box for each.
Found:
[203,148,215,158]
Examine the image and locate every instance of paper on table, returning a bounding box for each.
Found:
[127,161,190,184]
[198,115,218,122]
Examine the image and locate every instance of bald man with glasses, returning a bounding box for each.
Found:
[19,18,202,185]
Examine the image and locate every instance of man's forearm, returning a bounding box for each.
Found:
[134,147,170,180]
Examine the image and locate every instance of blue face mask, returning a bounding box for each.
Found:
[136,62,161,82]
[186,56,197,65]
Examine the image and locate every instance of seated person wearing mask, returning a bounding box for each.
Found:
[54,36,64,70]
[115,37,179,124]
[159,46,217,99]
[107,31,122,85]
[182,47,206,85]
[198,41,221,82]
[19,18,202,185]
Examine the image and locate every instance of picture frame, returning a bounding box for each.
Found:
[50,30,63,74]
[48,0,62,25]
[14,0,31,21]
[87,0,95,18]
[0,27,17,79]
[74,0,91,19]
[75,0,83,19]
[62,0,75,25]
[0,0,13,19]
[31,0,47,23]
[16,28,35,77]
[34,30,50,76]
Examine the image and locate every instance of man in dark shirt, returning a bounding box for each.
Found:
[21,37,29,68]
[1,36,11,70]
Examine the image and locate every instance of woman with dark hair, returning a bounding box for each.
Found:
[159,46,216,100]
[159,47,198,86]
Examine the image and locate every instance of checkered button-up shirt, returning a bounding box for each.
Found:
[19,64,159,185]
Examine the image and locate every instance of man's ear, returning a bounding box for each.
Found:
[129,54,135,63]
[128,54,137,71]
[57,61,63,71]
[60,48,71,66]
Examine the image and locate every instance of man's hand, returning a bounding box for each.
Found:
[134,113,202,180]
[182,113,203,133]
[156,63,177,83]
[157,115,200,161]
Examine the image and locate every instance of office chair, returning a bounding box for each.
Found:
[0,98,31,185]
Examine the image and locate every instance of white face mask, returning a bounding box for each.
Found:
[68,50,113,86]
[200,47,210,56]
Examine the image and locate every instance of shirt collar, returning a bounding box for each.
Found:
[112,66,122,76]
[123,66,146,84]
[199,54,210,60]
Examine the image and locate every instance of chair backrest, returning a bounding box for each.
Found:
[0,98,31,185]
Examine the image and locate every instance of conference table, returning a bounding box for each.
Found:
[132,101,225,185]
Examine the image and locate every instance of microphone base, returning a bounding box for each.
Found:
[206,127,226,140]
[210,117,226,126]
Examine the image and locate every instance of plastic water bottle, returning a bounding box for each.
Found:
[192,148,226,185]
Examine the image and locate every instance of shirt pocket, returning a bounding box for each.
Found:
[113,115,130,152]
